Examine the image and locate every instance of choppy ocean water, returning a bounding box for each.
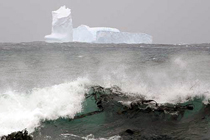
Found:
[0,42,210,139]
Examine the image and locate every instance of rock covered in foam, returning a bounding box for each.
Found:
[96,31,153,44]
[73,25,120,43]
[45,6,73,43]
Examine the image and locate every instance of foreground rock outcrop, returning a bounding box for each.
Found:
[1,130,33,140]
[120,129,176,140]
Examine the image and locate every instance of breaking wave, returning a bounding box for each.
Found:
[1,43,210,139]
[1,77,210,137]
[0,78,89,136]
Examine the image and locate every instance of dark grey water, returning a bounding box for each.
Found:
[1,42,210,90]
[1,42,210,139]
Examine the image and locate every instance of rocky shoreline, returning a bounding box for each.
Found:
[1,130,32,140]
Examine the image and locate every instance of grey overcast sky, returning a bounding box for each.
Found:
[0,0,210,44]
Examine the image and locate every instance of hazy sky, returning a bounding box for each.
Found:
[0,0,210,44]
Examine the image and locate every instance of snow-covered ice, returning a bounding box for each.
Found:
[73,25,94,43]
[73,25,120,43]
[73,25,152,44]
[45,6,73,43]
[96,31,152,44]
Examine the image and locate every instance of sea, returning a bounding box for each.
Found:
[0,42,210,140]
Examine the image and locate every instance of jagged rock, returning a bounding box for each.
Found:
[119,129,142,140]
[1,130,33,140]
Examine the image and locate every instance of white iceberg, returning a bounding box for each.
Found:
[45,6,73,43]
[90,27,120,41]
[73,25,152,44]
[44,6,153,44]
[73,25,94,43]
[96,31,153,44]
[73,25,120,43]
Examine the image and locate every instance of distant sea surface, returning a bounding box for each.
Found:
[0,42,210,140]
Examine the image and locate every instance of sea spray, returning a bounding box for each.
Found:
[0,78,89,136]
[0,43,210,139]
[96,55,210,104]
[120,80,210,104]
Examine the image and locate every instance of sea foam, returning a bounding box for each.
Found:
[0,78,89,136]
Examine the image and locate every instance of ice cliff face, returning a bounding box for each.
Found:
[73,25,95,43]
[90,27,120,41]
[96,31,153,44]
[73,25,120,43]
[45,6,73,43]
[73,25,152,44]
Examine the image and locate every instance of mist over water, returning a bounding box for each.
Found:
[0,42,210,139]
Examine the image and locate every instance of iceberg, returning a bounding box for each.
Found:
[73,25,152,44]
[44,6,153,44]
[73,25,95,43]
[45,6,73,43]
[73,25,120,43]
[96,31,153,44]
[90,27,120,41]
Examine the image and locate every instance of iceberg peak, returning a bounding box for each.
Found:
[45,6,73,43]
[52,6,71,19]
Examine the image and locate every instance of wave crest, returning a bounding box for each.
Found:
[0,78,89,136]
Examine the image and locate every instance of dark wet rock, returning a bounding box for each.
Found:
[119,129,142,140]
[141,135,174,140]
[84,85,195,121]
[125,129,134,135]
[1,130,33,140]
[120,129,176,140]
